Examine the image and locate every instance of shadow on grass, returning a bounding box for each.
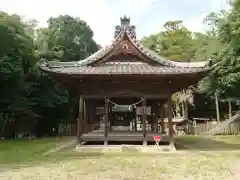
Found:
[0,138,79,166]
[175,135,240,151]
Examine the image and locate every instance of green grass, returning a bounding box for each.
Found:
[0,137,74,165]
[176,135,240,150]
[1,150,240,179]
[1,136,240,179]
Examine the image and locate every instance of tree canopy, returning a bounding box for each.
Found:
[0,13,99,137]
[142,5,240,118]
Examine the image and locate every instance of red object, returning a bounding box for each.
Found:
[154,135,161,141]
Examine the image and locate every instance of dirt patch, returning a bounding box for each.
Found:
[231,160,240,180]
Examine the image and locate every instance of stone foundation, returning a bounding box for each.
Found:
[75,144,176,153]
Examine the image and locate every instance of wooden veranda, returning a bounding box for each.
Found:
[81,130,170,144]
[77,97,173,145]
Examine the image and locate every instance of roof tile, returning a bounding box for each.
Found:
[47,63,206,75]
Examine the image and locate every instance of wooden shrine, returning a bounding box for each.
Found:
[37,16,209,146]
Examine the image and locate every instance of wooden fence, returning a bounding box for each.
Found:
[58,124,77,135]
[58,120,240,136]
[188,120,240,135]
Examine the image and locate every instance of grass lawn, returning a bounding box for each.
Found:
[0,136,74,165]
[1,136,240,180]
[176,135,240,150]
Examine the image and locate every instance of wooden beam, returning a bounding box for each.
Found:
[167,93,174,145]
[78,81,170,97]
[142,97,147,146]
[104,97,109,146]
[81,94,168,99]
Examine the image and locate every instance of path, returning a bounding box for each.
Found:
[42,139,78,156]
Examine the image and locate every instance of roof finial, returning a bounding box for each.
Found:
[120,15,130,26]
[114,16,136,39]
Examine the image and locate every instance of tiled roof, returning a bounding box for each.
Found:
[39,62,207,75]
[37,17,210,76]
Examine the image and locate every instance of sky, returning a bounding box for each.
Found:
[1,0,230,46]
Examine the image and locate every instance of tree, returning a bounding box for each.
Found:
[0,12,38,136]
[142,20,198,117]
[197,7,240,120]
[0,13,100,137]
[36,15,98,61]
[34,15,100,135]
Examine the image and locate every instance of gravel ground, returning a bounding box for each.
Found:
[0,152,239,180]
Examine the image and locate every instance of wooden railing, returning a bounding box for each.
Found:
[58,123,100,135]
[58,124,77,135]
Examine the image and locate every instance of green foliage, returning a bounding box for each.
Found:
[198,8,240,101]
[0,12,99,137]
[142,10,240,116]
[142,20,196,62]
[36,15,98,61]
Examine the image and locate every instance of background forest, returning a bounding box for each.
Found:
[1,1,240,137]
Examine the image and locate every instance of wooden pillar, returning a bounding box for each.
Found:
[104,97,109,146]
[134,107,137,131]
[160,104,165,133]
[154,104,159,132]
[77,97,84,142]
[142,97,147,146]
[151,103,154,132]
[88,100,96,131]
[85,100,90,133]
[91,100,97,129]
[109,104,113,132]
[167,94,174,145]
[83,99,87,133]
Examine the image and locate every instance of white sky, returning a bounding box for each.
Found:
[0,0,230,45]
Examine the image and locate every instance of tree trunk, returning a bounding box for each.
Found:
[215,91,220,123]
[0,116,8,138]
[184,101,188,118]
[181,103,184,117]
[176,103,181,117]
[228,99,232,119]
